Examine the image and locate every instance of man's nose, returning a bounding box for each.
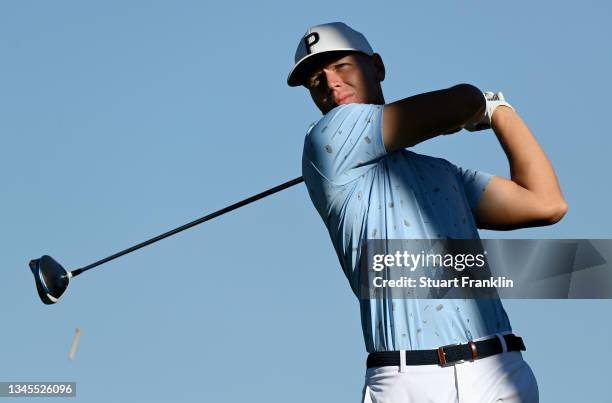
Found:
[323,68,343,89]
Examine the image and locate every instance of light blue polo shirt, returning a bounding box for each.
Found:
[302,103,512,352]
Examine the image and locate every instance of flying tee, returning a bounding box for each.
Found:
[302,103,512,352]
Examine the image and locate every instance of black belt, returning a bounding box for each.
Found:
[367,334,526,368]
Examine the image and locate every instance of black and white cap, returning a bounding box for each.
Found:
[287,22,374,87]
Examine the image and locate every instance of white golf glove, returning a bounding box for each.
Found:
[464,91,514,132]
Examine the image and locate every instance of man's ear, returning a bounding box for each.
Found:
[372,53,386,82]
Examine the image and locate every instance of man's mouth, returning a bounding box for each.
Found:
[335,94,354,105]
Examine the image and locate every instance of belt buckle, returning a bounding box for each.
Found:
[437,343,464,367]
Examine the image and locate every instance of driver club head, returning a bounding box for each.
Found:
[29,255,71,304]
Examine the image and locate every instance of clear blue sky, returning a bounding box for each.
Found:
[2,1,611,402]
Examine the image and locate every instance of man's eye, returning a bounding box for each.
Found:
[308,75,321,88]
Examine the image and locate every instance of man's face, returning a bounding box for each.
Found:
[302,51,385,114]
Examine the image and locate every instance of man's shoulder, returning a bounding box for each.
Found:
[307,103,382,140]
[301,103,388,186]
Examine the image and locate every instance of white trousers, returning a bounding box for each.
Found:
[361,351,538,403]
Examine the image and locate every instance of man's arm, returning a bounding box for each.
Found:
[382,84,485,151]
[475,106,568,230]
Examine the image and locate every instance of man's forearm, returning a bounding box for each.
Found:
[383,84,485,151]
[491,107,567,209]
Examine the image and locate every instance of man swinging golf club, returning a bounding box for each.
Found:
[289,22,567,403]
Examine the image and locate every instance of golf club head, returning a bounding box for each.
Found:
[29,255,71,305]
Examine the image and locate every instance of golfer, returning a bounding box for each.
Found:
[288,22,567,403]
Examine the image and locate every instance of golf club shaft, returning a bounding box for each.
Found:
[70,176,304,277]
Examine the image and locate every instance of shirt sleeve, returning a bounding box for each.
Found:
[302,103,387,185]
[450,163,494,215]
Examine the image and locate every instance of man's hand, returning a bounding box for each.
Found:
[464,92,514,132]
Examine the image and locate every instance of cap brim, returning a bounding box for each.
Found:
[286,49,368,87]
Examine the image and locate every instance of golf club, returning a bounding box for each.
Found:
[29,176,304,305]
